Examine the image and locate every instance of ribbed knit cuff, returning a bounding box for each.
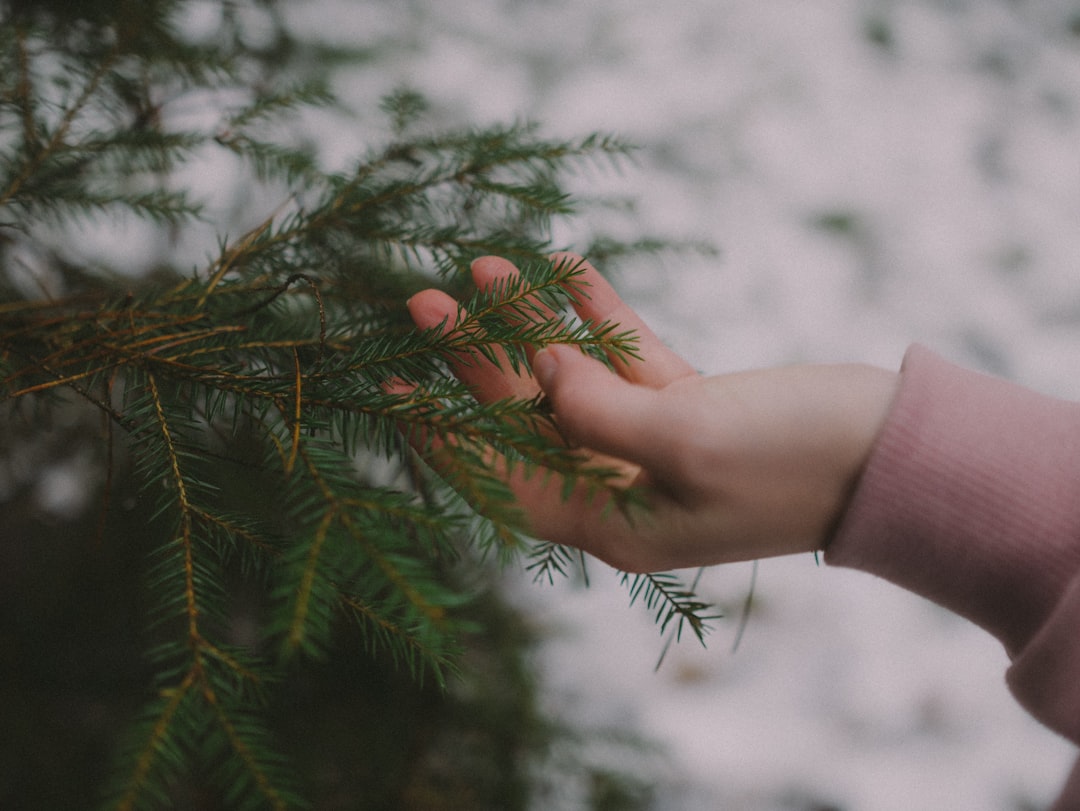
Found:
[826,344,1080,657]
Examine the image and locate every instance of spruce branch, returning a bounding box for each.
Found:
[111,668,199,811]
[621,571,723,646]
[0,3,723,805]
[0,34,119,211]
[527,541,582,586]
[203,701,301,811]
[146,370,201,648]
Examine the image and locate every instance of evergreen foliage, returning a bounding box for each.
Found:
[0,1,717,806]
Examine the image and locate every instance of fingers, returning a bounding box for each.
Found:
[385,369,637,556]
[550,252,697,388]
[532,343,664,469]
[405,254,694,469]
[469,255,556,365]
[471,255,541,315]
[407,287,539,403]
[471,252,697,391]
[409,253,694,399]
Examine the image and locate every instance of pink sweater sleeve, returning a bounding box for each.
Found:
[826,344,1080,807]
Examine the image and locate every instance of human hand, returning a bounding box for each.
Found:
[404,254,898,573]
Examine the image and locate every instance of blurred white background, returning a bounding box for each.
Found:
[294,2,1080,808]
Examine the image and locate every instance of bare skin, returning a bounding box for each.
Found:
[404,253,899,573]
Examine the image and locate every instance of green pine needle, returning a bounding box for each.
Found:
[0,3,719,806]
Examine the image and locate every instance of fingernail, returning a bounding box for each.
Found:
[532,346,559,390]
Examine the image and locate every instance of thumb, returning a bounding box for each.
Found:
[532,344,659,464]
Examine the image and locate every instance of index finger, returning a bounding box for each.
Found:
[407,288,540,403]
[551,252,696,388]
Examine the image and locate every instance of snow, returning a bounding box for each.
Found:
[289,1,1080,806]
[19,1,1078,804]
[312,1,1080,807]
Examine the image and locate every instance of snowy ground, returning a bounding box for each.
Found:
[295,2,1080,809]
[305,1,1080,807]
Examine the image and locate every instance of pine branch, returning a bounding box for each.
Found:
[260,429,469,686]
[109,669,199,811]
[0,34,119,210]
[621,570,723,646]
[203,701,304,811]
[526,541,582,586]
[0,4,724,805]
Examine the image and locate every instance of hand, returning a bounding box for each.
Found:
[404,254,898,573]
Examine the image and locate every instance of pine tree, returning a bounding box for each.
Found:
[0,1,717,807]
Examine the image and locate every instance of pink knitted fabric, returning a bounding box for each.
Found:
[827,344,1080,807]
